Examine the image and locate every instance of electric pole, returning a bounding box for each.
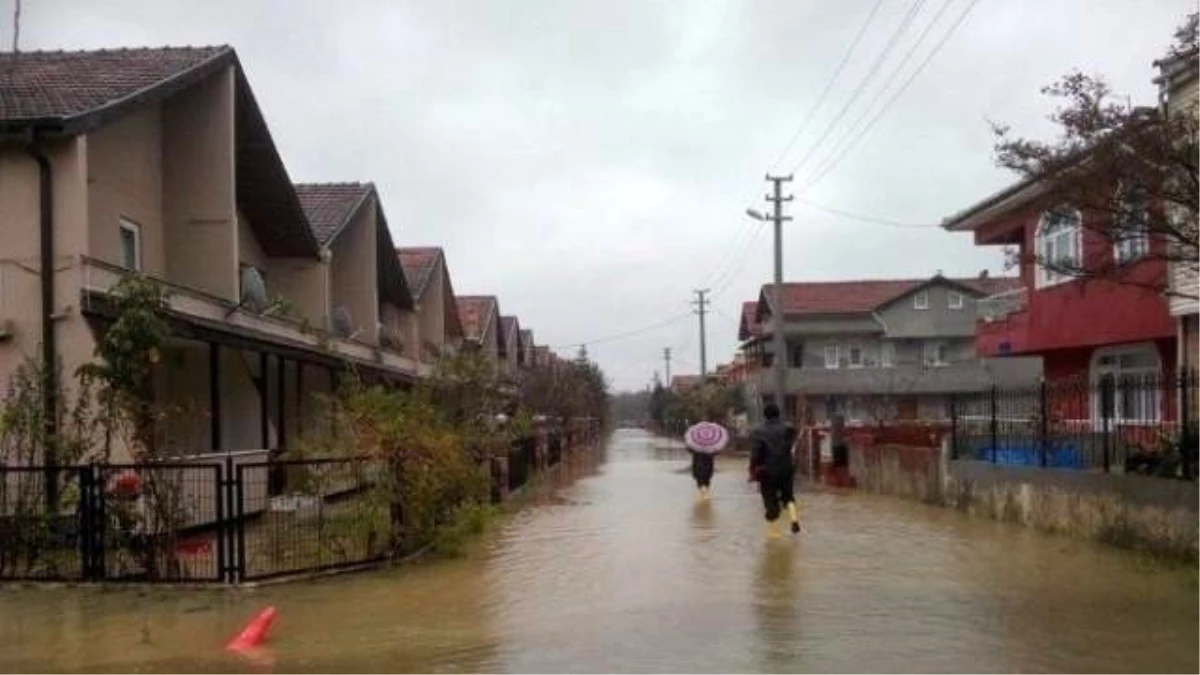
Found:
[662,347,672,386]
[693,288,710,379]
[764,174,793,418]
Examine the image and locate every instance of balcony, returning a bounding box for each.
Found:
[78,256,420,379]
[977,287,1027,323]
[748,359,1041,397]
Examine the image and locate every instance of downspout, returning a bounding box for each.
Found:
[27,135,58,506]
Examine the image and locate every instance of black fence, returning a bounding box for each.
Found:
[1,424,603,584]
[950,370,1197,479]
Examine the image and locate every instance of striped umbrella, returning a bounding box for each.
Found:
[684,422,729,455]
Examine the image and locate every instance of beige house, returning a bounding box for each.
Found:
[499,316,524,376]
[456,296,503,365]
[0,46,419,463]
[396,246,464,363]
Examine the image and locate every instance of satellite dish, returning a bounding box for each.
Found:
[332,305,354,337]
[240,266,269,312]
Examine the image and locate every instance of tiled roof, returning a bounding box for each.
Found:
[294,183,373,245]
[456,296,499,343]
[764,275,1020,317]
[738,301,764,341]
[671,375,702,390]
[0,46,230,124]
[397,247,441,297]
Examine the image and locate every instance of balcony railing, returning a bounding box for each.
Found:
[79,256,420,377]
[977,287,1028,323]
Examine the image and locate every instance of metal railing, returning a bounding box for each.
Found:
[977,287,1028,323]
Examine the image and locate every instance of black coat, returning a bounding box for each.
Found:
[750,420,797,479]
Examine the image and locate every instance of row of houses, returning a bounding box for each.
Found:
[0,45,574,463]
[722,46,1198,429]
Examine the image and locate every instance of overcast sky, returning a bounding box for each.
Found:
[3,0,1192,390]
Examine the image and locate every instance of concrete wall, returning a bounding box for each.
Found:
[415,261,449,360]
[86,104,165,275]
[876,283,978,338]
[328,199,379,345]
[162,66,237,302]
[945,460,1198,559]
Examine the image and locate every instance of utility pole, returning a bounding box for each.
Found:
[764,174,793,418]
[662,347,672,386]
[693,288,710,379]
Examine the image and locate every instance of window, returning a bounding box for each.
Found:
[1092,344,1161,423]
[790,342,805,368]
[880,342,895,367]
[119,218,142,271]
[1035,206,1082,287]
[913,291,929,310]
[948,291,964,310]
[923,340,949,367]
[847,345,863,368]
[823,345,839,369]
[1113,184,1150,264]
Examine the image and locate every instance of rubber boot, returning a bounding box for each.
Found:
[765,520,782,540]
[787,502,801,534]
[702,486,711,501]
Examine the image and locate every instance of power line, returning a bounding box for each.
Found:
[768,0,888,172]
[801,0,984,193]
[799,0,957,188]
[797,197,938,228]
[787,0,928,178]
[549,311,693,350]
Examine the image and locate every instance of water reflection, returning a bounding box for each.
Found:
[753,543,802,673]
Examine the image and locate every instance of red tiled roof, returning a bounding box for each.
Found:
[456,295,498,343]
[0,46,230,123]
[738,301,764,341]
[294,183,373,245]
[397,247,441,296]
[671,375,702,390]
[763,275,1020,317]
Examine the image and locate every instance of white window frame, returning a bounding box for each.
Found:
[847,344,864,369]
[913,291,929,310]
[1113,184,1150,265]
[1091,343,1161,425]
[880,341,895,368]
[119,217,142,272]
[948,291,964,310]
[823,345,839,370]
[1035,206,1082,288]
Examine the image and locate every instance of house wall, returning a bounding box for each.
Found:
[328,199,379,345]
[0,137,96,457]
[876,283,979,338]
[786,335,975,369]
[379,301,413,355]
[234,213,328,327]
[974,199,1175,358]
[86,104,165,275]
[162,66,237,302]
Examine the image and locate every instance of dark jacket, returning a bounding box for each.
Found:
[690,451,715,479]
[750,420,797,479]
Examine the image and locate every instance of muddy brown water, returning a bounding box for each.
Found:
[1,429,1196,673]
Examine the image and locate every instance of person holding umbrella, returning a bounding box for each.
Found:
[749,403,802,539]
[683,419,729,500]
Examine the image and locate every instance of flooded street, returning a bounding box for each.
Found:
[1,429,1196,673]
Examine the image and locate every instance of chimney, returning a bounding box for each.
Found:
[979,269,989,279]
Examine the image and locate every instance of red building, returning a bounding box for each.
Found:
[943,180,1177,426]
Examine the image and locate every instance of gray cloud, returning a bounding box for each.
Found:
[4,0,1191,389]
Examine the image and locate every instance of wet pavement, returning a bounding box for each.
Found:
[1,429,1196,673]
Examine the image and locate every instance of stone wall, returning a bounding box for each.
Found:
[945,460,1198,559]
[848,443,942,503]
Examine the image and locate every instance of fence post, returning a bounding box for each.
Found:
[949,395,959,461]
[78,465,95,581]
[1100,376,1114,474]
[1180,368,1193,480]
[989,385,999,464]
[1039,379,1049,468]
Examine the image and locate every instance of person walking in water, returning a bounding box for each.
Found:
[749,403,801,538]
[690,448,715,500]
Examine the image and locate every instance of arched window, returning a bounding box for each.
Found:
[1035,206,1082,287]
[1113,183,1150,264]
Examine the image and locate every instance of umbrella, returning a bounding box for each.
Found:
[684,422,729,455]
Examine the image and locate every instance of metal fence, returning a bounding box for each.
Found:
[0,424,603,584]
[950,370,1197,479]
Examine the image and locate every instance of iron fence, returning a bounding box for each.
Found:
[950,370,1197,479]
[0,423,605,584]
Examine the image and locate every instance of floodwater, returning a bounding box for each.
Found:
[1,429,1196,673]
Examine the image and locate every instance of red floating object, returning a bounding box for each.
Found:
[226,606,277,652]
